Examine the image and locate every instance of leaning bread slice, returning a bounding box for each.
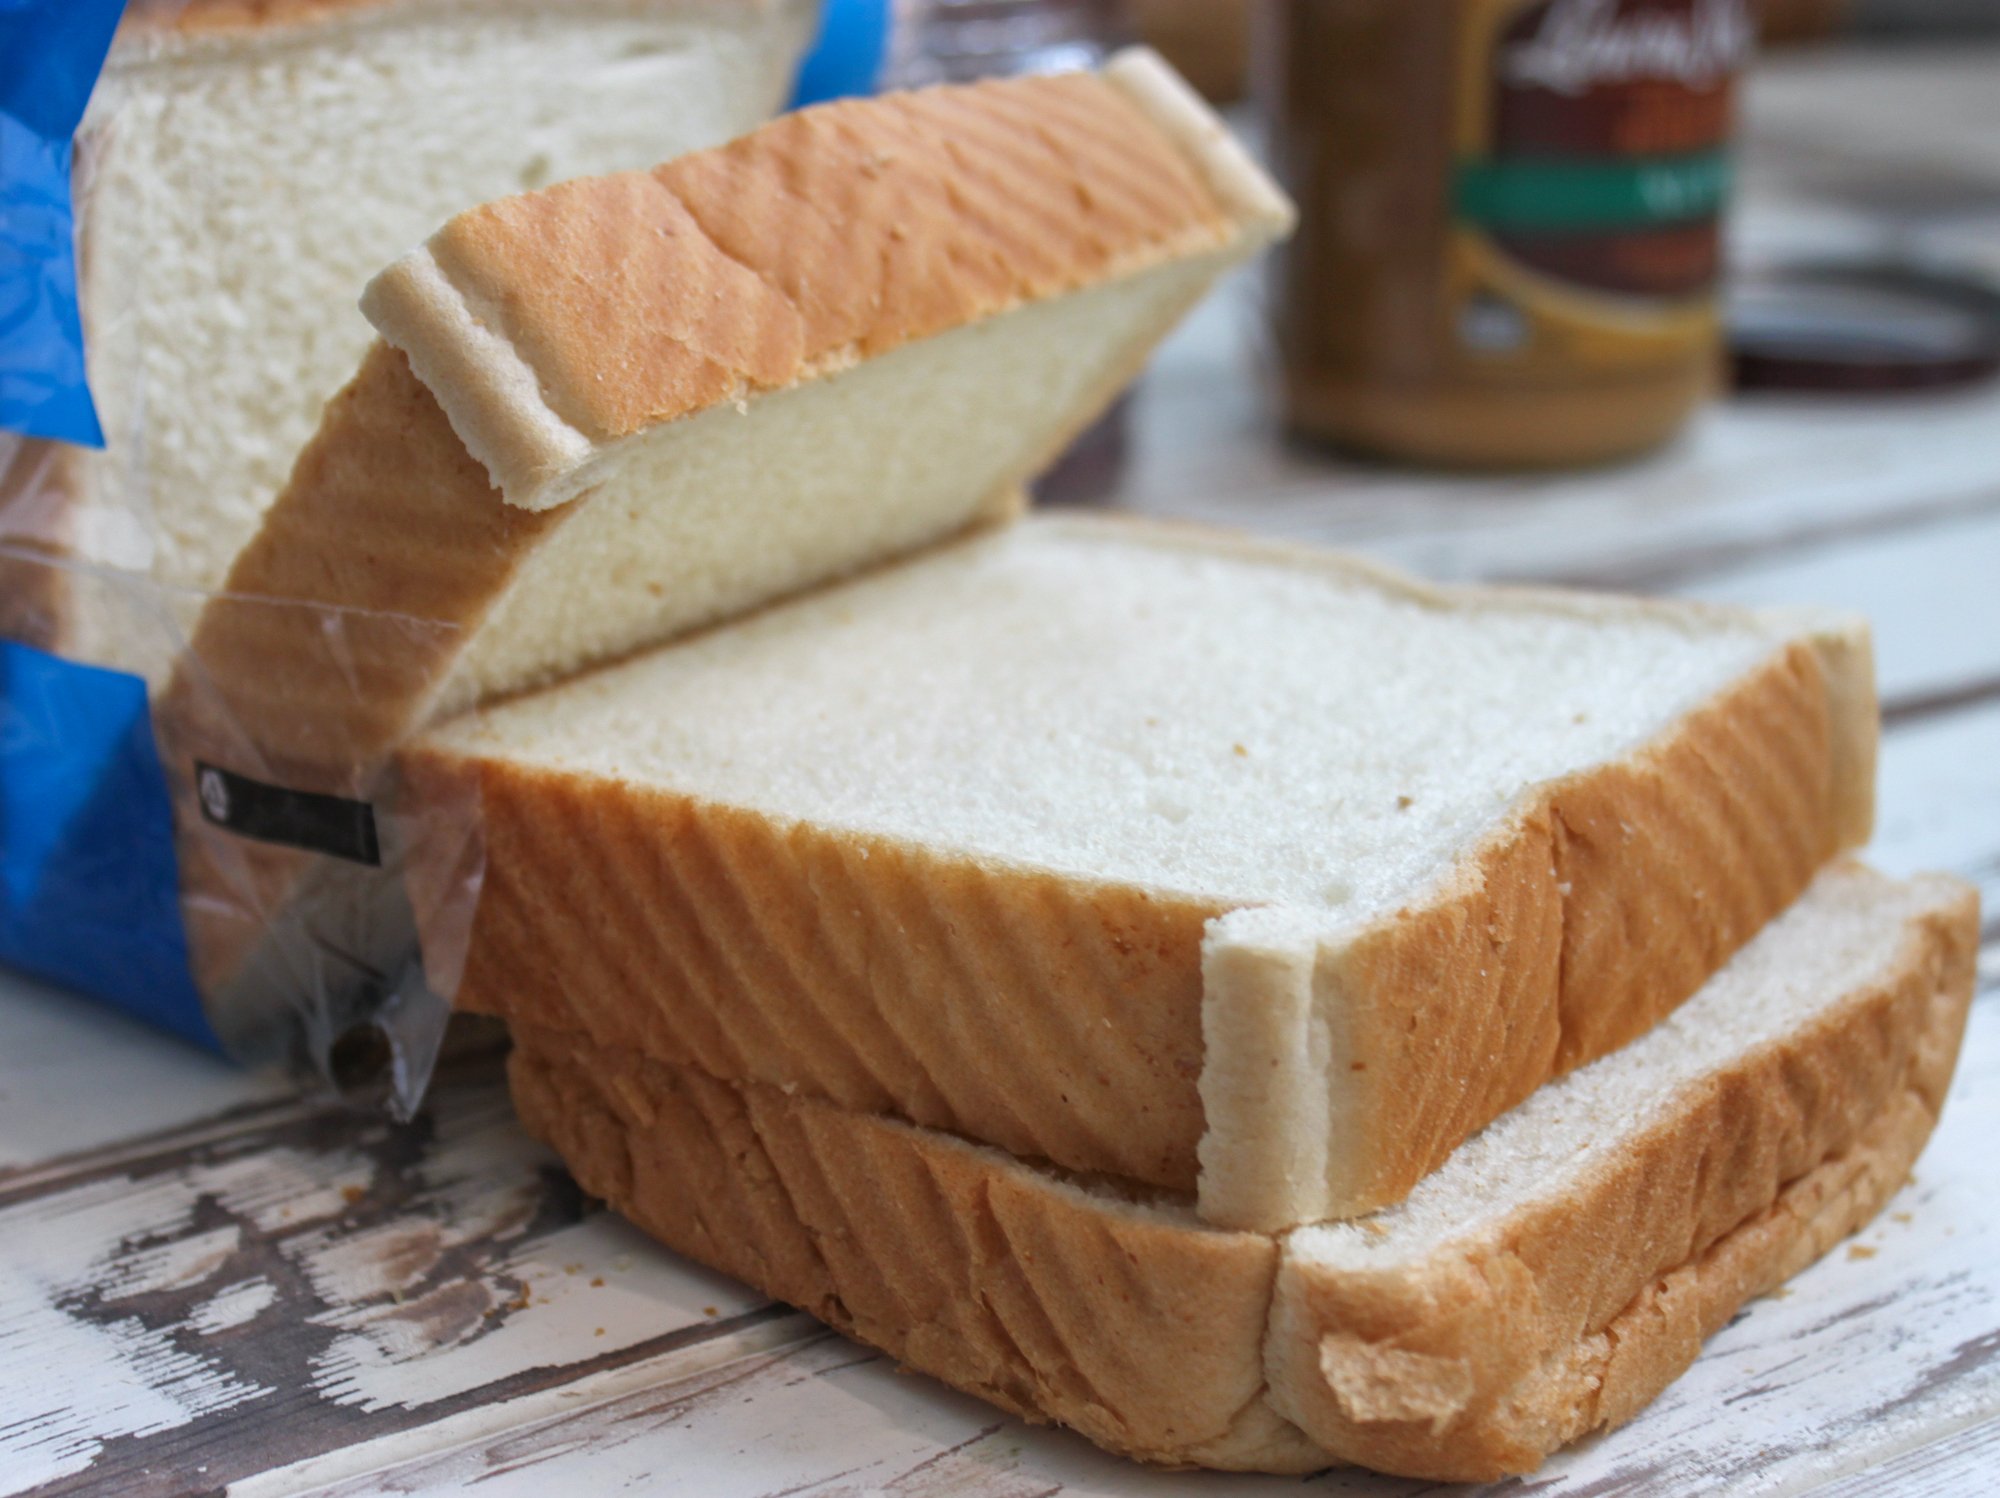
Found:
[158,52,1287,1041]
[504,863,1977,1480]
[168,48,1286,782]
[411,513,1877,1229]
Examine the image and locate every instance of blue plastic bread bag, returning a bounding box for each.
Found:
[0,0,119,447]
[791,0,890,105]
[0,0,214,1043]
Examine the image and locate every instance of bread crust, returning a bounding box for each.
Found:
[0,544,71,655]
[362,60,1255,507]
[0,437,88,655]
[1266,871,1977,1478]
[419,514,1878,1225]
[434,772,1223,1187]
[502,871,1976,1479]
[1259,633,1853,1225]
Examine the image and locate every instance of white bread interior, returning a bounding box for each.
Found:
[417,514,1877,1230]
[10,0,815,673]
[421,249,1248,717]
[504,862,1978,1479]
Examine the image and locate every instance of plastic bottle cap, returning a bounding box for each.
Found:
[1730,262,2000,393]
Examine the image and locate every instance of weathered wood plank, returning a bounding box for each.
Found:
[215,1001,2000,1498]
[0,971,288,1176]
[1678,506,2000,721]
[0,1052,817,1496]
[1112,268,2000,598]
[1803,1416,2000,1498]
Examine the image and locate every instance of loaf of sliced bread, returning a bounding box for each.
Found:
[505,862,1977,1479]
[411,513,1877,1229]
[1,0,817,675]
[156,53,1287,1046]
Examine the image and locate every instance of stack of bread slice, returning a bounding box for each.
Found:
[164,53,1980,1479]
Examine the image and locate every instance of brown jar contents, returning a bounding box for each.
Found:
[1263,0,1755,469]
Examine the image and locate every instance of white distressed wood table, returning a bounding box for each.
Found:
[3,46,1997,1498]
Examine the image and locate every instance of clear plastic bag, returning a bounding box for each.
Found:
[0,543,482,1115]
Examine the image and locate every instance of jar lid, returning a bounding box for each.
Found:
[1729,262,2000,393]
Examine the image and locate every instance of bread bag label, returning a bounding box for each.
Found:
[195,762,383,867]
[1446,0,1753,372]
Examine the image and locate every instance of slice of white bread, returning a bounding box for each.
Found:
[156,54,1289,1056]
[409,513,1878,1230]
[504,863,1978,1480]
[0,0,818,675]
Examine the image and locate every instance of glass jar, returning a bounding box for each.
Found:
[1262,0,1756,469]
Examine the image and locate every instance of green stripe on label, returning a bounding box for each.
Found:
[1454,151,1733,232]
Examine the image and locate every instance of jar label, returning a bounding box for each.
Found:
[1449,0,1753,365]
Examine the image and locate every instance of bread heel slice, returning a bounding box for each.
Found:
[503,862,1977,1479]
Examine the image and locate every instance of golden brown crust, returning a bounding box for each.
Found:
[1268,874,1978,1479]
[155,341,558,993]
[507,1024,1308,1471]
[500,873,1976,1477]
[0,441,84,654]
[0,545,70,654]
[1310,637,1845,1220]
[428,625,1868,1220]
[390,64,1241,499]
[435,766,1221,1189]
[162,341,556,797]
[119,0,408,32]
[435,72,1230,444]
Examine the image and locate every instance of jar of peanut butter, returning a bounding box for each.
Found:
[1263,0,1755,468]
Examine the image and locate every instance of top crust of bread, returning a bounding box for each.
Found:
[362,51,1278,509]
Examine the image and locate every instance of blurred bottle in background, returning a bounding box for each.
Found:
[1262,0,1756,470]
